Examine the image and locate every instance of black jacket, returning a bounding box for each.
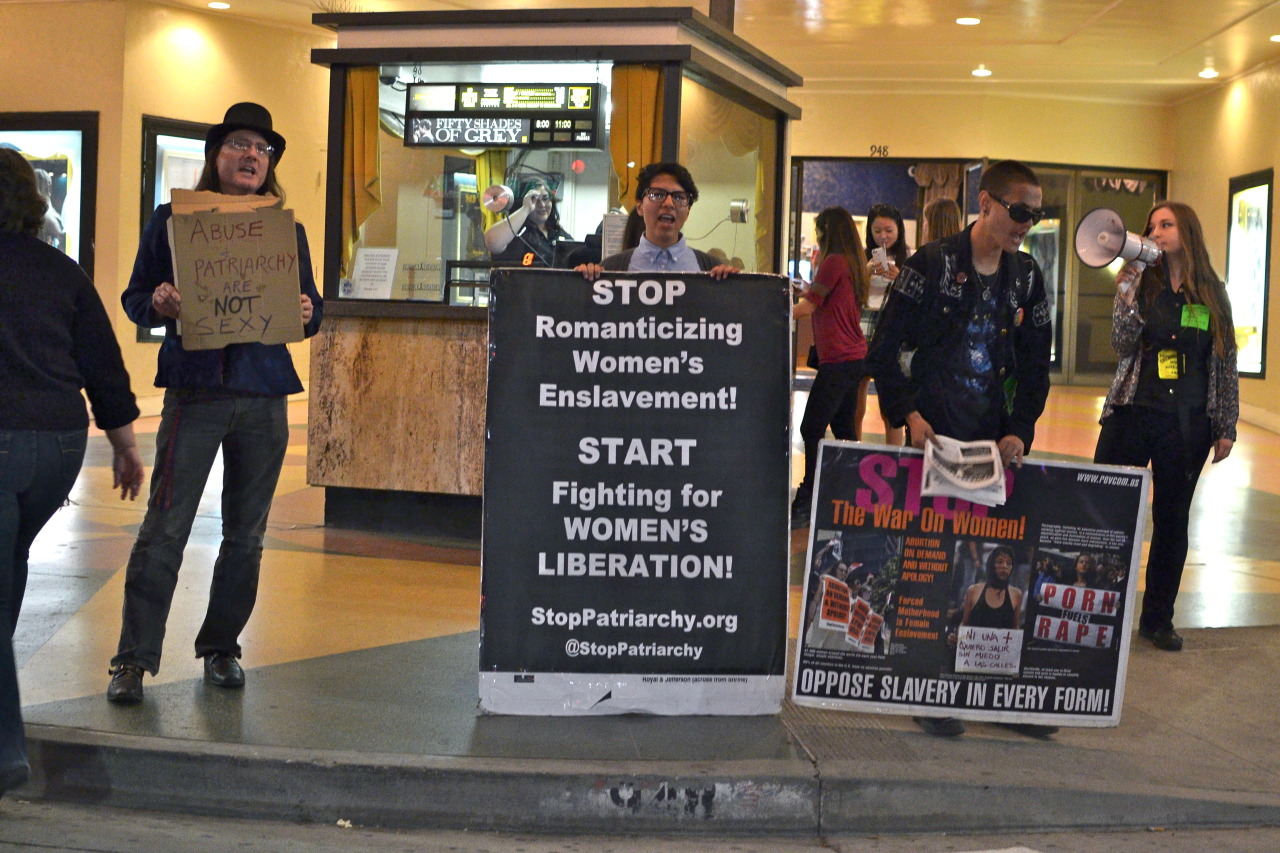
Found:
[866,224,1052,450]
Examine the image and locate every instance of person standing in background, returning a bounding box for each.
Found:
[107,103,322,706]
[1093,202,1237,652]
[484,180,572,268]
[920,197,963,246]
[858,204,911,445]
[790,207,871,529]
[0,148,144,794]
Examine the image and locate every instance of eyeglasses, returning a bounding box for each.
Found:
[223,137,275,158]
[990,195,1045,225]
[643,188,695,207]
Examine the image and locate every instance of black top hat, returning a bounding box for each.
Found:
[205,102,287,163]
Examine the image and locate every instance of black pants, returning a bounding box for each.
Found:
[1094,405,1212,634]
[793,359,864,511]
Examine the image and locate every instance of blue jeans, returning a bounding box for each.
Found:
[0,429,86,774]
[113,393,288,675]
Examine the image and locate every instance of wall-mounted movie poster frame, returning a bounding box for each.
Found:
[1227,169,1272,379]
[136,115,212,342]
[0,111,99,277]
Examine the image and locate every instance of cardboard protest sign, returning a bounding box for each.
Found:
[791,440,1150,728]
[167,190,304,351]
[480,268,792,715]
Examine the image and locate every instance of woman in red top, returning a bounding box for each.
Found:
[791,207,871,529]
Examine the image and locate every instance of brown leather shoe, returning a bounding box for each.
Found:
[106,663,144,705]
[203,653,245,688]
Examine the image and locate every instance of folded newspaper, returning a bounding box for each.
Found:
[921,435,1006,507]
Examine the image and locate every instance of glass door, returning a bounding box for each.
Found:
[1068,171,1163,383]
[1021,168,1071,372]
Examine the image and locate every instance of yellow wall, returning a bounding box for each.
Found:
[791,92,1173,169]
[5,3,1275,422]
[0,1,333,403]
[1170,65,1280,422]
[0,0,127,368]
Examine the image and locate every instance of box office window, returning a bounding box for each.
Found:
[338,63,615,306]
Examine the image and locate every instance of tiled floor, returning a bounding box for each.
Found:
[15,385,1280,750]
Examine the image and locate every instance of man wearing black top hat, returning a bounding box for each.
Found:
[107,103,323,706]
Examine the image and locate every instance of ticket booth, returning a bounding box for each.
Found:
[308,7,800,535]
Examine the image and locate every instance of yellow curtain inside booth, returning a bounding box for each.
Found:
[342,67,383,277]
[476,149,510,231]
[755,155,770,271]
[609,65,664,206]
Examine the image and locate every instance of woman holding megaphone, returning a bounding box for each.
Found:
[1093,202,1238,652]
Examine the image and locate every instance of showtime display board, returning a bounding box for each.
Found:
[405,83,602,149]
[792,441,1150,727]
[480,268,792,714]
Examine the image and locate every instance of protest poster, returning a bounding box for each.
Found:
[480,268,792,715]
[167,190,304,351]
[791,440,1150,727]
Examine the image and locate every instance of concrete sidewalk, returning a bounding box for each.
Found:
[13,625,1280,835]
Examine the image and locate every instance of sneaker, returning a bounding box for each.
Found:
[106,663,145,705]
[203,652,245,688]
[914,716,965,736]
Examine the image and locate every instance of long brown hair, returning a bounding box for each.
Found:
[815,206,870,308]
[1138,202,1234,356]
[921,197,963,245]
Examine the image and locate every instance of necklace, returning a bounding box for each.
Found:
[974,267,998,302]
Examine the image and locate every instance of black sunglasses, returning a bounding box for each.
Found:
[991,195,1046,225]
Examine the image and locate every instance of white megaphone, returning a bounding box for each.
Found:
[1074,207,1161,293]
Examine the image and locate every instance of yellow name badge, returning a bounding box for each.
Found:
[1157,348,1179,379]
[1182,303,1210,331]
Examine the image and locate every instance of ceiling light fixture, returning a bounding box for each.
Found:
[1271,35,1280,43]
[972,64,992,78]
[208,1,230,8]
[1199,59,1219,79]
[956,17,981,26]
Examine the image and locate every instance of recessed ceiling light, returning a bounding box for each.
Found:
[1271,35,1280,42]
[1199,67,1219,79]
[972,64,992,77]
[208,2,230,9]
[956,17,981,26]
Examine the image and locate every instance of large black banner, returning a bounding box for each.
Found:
[791,441,1150,727]
[480,268,792,714]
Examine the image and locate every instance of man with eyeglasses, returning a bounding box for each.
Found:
[107,102,322,707]
[576,162,738,280]
[865,159,1054,739]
